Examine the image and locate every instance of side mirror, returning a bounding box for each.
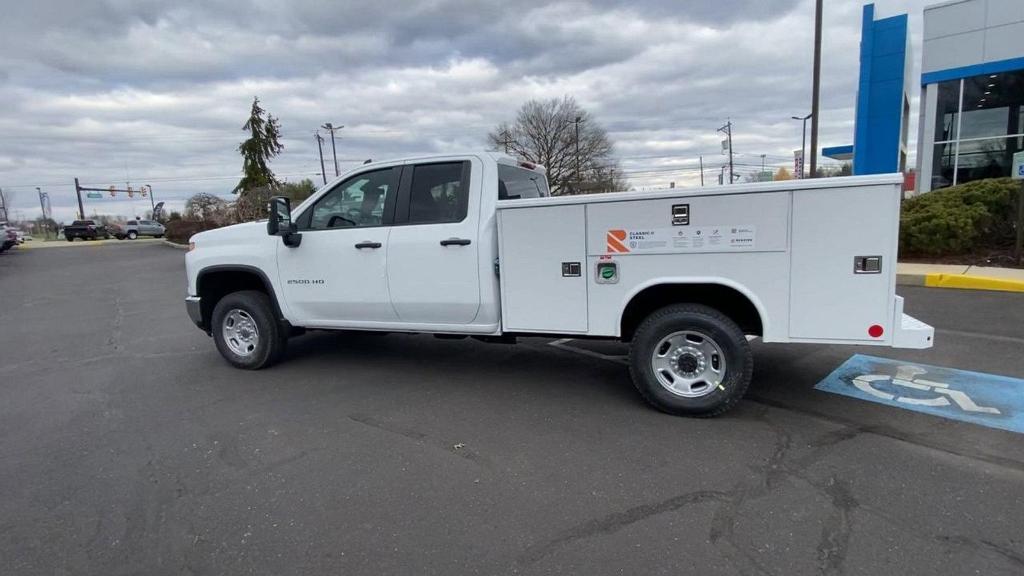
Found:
[267,196,302,247]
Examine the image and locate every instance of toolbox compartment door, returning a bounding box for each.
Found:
[497,204,588,333]
[789,184,899,342]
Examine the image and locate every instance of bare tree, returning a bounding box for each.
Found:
[488,96,621,195]
[185,193,229,223]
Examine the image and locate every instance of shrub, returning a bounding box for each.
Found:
[164,219,224,245]
[900,178,1019,257]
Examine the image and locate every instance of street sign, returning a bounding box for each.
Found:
[86,192,102,199]
[1012,151,1024,180]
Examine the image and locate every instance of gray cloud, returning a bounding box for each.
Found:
[0,0,928,221]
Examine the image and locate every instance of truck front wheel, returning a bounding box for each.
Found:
[211,290,288,369]
[629,304,752,417]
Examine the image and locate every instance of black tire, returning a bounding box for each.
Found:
[103,233,111,239]
[127,231,138,240]
[629,304,752,417]
[211,290,288,369]
[66,237,74,242]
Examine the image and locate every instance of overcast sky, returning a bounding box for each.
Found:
[0,0,930,221]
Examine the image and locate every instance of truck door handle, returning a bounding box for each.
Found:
[354,241,382,249]
[440,238,472,246]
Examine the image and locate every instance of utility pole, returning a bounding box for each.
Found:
[699,155,705,186]
[717,120,734,184]
[0,187,7,221]
[36,187,47,238]
[809,0,823,177]
[571,116,583,192]
[760,154,766,175]
[321,122,343,177]
[74,178,85,220]
[498,128,513,154]
[315,131,328,185]
[792,113,812,178]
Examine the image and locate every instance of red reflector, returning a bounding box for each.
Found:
[518,161,536,170]
[868,324,884,338]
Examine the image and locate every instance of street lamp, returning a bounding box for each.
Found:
[792,113,812,179]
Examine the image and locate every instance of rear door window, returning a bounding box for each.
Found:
[404,162,469,225]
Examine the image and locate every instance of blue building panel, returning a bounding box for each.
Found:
[851,3,909,176]
[921,56,1024,85]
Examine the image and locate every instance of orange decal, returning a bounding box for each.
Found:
[607,229,629,253]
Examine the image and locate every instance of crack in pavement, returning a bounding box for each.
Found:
[518,489,729,566]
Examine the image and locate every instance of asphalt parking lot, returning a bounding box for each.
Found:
[2,243,1023,576]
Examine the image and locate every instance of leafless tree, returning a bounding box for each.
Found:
[185,193,229,223]
[488,96,622,195]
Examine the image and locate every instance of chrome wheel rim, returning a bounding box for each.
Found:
[651,330,726,398]
[222,309,260,357]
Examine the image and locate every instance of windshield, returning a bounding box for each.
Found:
[498,164,549,200]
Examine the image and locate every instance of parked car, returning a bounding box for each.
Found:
[63,220,110,241]
[0,223,17,252]
[119,219,165,240]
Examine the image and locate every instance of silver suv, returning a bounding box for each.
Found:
[119,219,165,240]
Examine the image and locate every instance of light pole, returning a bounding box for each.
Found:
[565,116,583,192]
[810,0,823,177]
[792,113,812,179]
[321,122,343,177]
[145,184,155,215]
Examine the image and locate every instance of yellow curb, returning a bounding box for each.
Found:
[924,273,1024,293]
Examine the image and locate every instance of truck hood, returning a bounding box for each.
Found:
[191,221,266,245]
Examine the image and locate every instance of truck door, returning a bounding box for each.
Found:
[386,159,482,324]
[276,166,401,325]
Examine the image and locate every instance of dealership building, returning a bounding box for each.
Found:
[825,0,1023,193]
[916,0,1024,192]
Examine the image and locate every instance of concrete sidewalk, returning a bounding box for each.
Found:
[898,262,1024,293]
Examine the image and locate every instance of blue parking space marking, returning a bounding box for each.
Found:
[815,354,1024,434]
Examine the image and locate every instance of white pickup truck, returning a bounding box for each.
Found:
[185,152,933,416]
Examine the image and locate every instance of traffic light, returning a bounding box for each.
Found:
[127,186,133,198]
[109,186,116,197]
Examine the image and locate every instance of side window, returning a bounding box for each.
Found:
[407,162,468,225]
[301,168,397,230]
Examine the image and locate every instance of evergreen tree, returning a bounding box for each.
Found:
[233,97,284,194]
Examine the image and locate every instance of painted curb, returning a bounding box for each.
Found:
[162,240,189,251]
[923,273,1024,293]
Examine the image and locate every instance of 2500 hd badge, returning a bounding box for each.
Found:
[287,279,325,285]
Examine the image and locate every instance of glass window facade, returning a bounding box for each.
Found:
[930,70,1024,190]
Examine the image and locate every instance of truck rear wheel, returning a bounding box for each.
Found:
[211,290,288,370]
[629,304,752,417]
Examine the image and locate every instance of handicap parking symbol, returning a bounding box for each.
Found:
[816,354,1024,434]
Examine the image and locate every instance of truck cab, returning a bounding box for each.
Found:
[186,151,933,417]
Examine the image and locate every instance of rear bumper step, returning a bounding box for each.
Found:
[892,296,934,349]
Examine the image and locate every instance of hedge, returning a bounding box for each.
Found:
[164,219,224,245]
[900,178,1019,257]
